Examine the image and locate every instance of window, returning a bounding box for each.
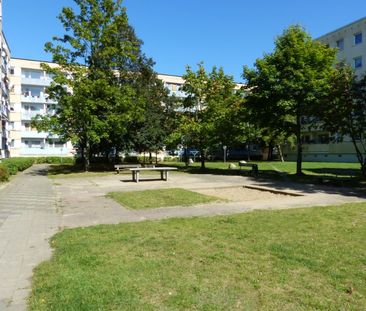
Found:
[336,39,344,50]
[21,69,43,79]
[354,56,362,69]
[10,67,14,75]
[354,32,362,45]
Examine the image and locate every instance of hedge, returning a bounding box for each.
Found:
[0,157,75,182]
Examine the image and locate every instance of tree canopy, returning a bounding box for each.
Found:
[320,63,366,173]
[243,25,336,175]
[171,64,241,168]
[33,0,167,170]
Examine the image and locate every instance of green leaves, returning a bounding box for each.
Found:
[32,0,164,170]
[243,25,337,174]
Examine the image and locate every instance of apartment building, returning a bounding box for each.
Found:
[7,59,191,157]
[0,0,10,159]
[8,58,74,157]
[283,17,366,163]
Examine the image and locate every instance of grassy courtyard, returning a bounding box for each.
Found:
[107,188,221,209]
[29,202,366,310]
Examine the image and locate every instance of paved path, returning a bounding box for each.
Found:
[0,165,60,311]
[56,172,366,228]
[1,166,365,310]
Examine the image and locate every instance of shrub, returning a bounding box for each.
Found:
[124,156,139,163]
[0,164,9,182]
[2,158,35,175]
[34,157,75,165]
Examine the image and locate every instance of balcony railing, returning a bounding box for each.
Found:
[21,131,48,139]
[21,77,52,86]
[21,95,57,104]
[21,111,43,120]
[20,147,71,156]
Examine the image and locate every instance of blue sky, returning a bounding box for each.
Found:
[3,0,366,81]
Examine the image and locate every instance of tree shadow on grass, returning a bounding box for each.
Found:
[162,163,366,197]
[47,164,114,176]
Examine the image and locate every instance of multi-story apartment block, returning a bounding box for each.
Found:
[7,60,190,158]
[0,33,10,159]
[283,17,366,163]
[318,17,366,77]
[0,0,10,159]
[8,58,74,157]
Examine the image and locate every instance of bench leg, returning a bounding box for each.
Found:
[116,168,120,174]
[160,171,164,180]
[165,171,169,181]
[136,171,139,183]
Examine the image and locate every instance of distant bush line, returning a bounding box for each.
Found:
[0,157,74,182]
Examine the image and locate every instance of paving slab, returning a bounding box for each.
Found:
[0,165,60,310]
[55,171,366,228]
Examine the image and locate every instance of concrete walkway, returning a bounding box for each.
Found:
[1,166,365,310]
[56,171,366,228]
[0,165,60,311]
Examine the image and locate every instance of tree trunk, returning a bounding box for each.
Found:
[277,144,284,162]
[83,144,90,172]
[267,142,273,161]
[350,134,366,176]
[149,152,152,164]
[155,151,158,165]
[296,115,303,176]
[200,148,205,169]
[247,143,251,161]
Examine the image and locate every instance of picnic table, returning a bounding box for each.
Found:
[129,167,177,183]
[114,164,141,173]
[238,162,259,176]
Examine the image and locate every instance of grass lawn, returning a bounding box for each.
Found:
[163,160,359,176]
[47,164,112,179]
[106,188,221,209]
[29,203,366,310]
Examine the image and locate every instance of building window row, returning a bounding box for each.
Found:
[336,32,363,51]
[354,56,362,69]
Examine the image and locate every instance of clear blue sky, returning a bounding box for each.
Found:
[3,0,366,81]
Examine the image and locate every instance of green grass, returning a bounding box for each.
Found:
[29,203,366,310]
[47,164,112,179]
[163,160,359,176]
[107,188,221,209]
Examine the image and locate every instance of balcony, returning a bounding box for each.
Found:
[21,77,52,87]
[21,111,43,120]
[20,147,71,156]
[21,131,48,139]
[21,95,57,104]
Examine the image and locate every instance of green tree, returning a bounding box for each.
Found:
[243,25,336,175]
[321,63,366,174]
[176,64,240,169]
[33,0,156,170]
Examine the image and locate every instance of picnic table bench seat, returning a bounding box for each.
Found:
[238,162,259,176]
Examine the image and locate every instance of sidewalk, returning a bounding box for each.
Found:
[0,165,60,311]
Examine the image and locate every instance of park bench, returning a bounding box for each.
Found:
[129,167,177,183]
[114,164,141,174]
[238,162,259,176]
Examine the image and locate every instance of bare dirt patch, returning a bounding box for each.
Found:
[194,186,293,202]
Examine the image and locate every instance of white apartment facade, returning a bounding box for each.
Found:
[8,59,190,158]
[8,58,74,157]
[0,0,10,158]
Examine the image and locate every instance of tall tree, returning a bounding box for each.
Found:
[175,64,240,169]
[33,0,157,170]
[321,63,366,174]
[243,25,336,175]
